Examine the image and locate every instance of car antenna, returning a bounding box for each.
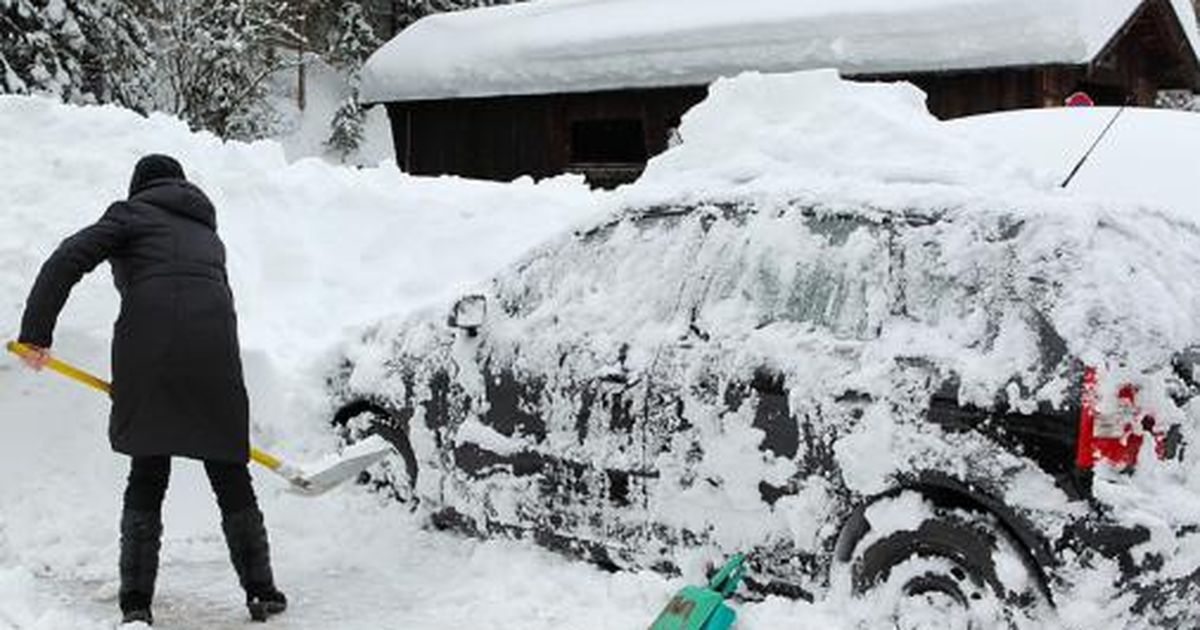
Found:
[1061,96,1132,189]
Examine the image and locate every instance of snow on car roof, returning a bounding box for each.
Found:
[361,0,1200,103]
[620,70,1048,210]
[951,106,1200,217]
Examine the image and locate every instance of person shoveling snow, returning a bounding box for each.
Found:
[12,155,299,626]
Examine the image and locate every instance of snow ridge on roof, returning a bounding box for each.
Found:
[361,0,1200,104]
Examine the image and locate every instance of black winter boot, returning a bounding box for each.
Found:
[121,609,153,626]
[221,507,287,622]
[118,509,162,625]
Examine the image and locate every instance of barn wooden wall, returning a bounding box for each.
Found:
[388,87,706,183]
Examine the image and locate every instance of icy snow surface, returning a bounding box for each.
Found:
[362,0,1200,102]
[4,68,1200,628]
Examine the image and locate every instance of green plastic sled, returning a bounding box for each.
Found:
[648,553,747,630]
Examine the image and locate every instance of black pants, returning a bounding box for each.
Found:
[124,456,258,516]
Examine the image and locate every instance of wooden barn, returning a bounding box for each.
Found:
[360,0,1200,187]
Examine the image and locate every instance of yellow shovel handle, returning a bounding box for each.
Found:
[8,340,112,394]
[7,340,281,470]
[250,448,282,470]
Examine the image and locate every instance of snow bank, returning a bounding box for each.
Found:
[362,0,1200,102]
[951,106,1200,216]
[0,95,601,376]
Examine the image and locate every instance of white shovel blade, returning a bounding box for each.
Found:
[287,435,395,497]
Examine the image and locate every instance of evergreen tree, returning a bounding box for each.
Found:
[324,0,379,160]
[326,0,378,70]
[327,95,366,159]
[0,0,153,109]
[77,0,156,110]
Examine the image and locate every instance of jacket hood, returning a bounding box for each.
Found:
[127,155,216,230]
[131,179,218,231]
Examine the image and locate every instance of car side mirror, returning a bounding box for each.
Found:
[448,294,487,337]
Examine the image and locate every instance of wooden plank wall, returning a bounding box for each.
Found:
[390,88,706,182]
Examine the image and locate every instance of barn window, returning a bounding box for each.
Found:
[569,118,647,165]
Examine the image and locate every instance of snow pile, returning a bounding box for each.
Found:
[951,106,1200,217]
[0,95,601,376]
[361,0,1200,102]
[628,69,1045,205]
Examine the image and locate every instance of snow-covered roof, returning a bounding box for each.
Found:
[361,0,1200,104]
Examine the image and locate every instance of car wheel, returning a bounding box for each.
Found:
[332,400,419,506]
[845,493,1047,630]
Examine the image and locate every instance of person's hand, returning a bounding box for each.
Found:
[18,344,50,371]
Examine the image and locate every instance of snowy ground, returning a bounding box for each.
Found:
[0,365,681,630]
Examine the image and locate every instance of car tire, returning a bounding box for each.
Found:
[332,401,419,506]
[845,494,1047,630]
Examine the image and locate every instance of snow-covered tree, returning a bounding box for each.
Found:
[326,1,378,70]
[327,96,366,159]
[78,0,157,110]
[1,0,86,98]
[394,0,511,27]
[148,0,301,140]
[324,0,379,160]
[364,0,525,36]
[0,0,154,110]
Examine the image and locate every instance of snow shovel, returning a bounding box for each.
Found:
[6,340,393,497]
[648,553,746,630]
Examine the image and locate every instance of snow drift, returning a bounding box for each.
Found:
[0,95,601,373]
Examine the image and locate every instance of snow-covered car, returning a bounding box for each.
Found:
[324,73,1200,627]
[327,196,1200,627]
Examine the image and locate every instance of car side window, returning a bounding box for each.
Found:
[690,211,891,340]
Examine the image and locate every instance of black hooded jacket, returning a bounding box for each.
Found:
[19,156,249,463]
